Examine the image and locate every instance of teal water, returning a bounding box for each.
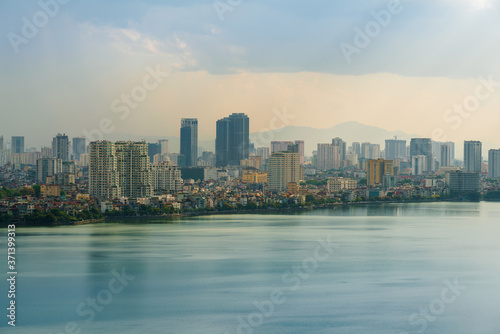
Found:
[1,202,500,333]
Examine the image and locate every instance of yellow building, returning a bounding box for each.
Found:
[367,159,394,186]
[40,184,61,197]
[242,172,268,184]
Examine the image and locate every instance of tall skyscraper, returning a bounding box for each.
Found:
[11,136,24,154]
[488,149,500,179]
[216,113,249,167]
[268,149,301,192]
[410,138,433,173]
[89,141,153,199]
[385,139,407,160]
[180,118,198,167]
[72,137,86,161]
[367,159,394,186]
[52,133,69,161]
[464,141,482,173]
[0,136,3,150]
[464,141,482,172]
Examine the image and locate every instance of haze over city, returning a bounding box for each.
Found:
[1,0,500,149]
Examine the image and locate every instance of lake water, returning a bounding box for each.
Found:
[2,202,500,334]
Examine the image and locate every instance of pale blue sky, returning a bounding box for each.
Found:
[1,0,499,149]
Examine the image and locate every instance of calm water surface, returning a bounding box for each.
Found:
[2,202,500,333]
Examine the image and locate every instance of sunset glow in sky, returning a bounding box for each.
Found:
[1,0,499,150]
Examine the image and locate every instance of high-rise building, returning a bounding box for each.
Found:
[445,142,455,163]
[11,136,24,154]
[410,138,433,173]
[360,142,380,159]
[412,155,427,176]
[89,141,153,199]
[0,136,3,150]
[488,149,500,179]
[464,141,482,173]
[41,147,53,157]
[440,144,450,167]
[367,159,394,186]
[115,141,153,198]
[256,147,270,161]
[385,139,407,160]
[352,142,361,156]
[180,118,198,167]
[332,137,347,161]
[36,157,63,183]
[89,141,120,200]
[52,133,69,161]
[216,113,249,167]
[158,139,169,155]
[295,140,305,164]
[151,161,183,193]
[148,143,161,164]
[270,141,294,154]
[72,137,86,161]
[317,143,339,170]
[268,150,301,192]
[270,141,304,164]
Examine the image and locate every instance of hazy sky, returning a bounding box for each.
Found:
[1,0,499,149]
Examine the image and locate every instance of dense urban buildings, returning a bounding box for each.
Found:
[464,140,482,173]
[489,149,500,179]
[180,118,198,167]
[215,113,249,167]
[410,138,433,172]
[36,157,63,183]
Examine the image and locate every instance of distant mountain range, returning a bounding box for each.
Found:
[109,121,421,156]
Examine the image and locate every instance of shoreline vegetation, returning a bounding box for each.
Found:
[2,197,499,227]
